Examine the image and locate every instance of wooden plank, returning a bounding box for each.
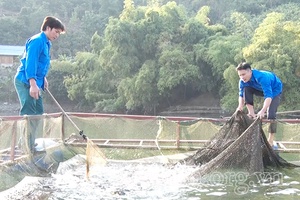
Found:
[276,149,300,153]
[104,140,110,145]
[2,139,300,165]
[278,142,287,150]
[65,139,300,152]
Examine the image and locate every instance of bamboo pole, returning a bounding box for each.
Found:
[277,110,300,115]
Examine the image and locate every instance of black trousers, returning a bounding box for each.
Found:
[244,87,281,133]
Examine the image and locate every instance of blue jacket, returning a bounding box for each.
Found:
[238,69,282,99]
[15,32,51,89]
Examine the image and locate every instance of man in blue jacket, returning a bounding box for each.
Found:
[14,16,65,153]
[236,62,282,147]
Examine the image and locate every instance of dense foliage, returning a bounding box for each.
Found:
[1,0,300,114]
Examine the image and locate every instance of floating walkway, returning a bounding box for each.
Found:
[2,139,300,164]
[67,138,300,152]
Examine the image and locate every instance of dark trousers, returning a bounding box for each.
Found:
[14,77,44,152]
[244,87,281,133]
[14,78,44,115]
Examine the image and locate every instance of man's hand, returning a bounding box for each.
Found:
[257,98,272,119]
[247,113,257,119]
[29,78,40,99]
[257,110,265,119]
[30,85,40,99]
[236,107,243,112]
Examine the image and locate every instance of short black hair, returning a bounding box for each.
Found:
[41,16,65,33]
[236,62,251,71]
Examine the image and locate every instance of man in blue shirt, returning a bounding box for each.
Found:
[236,62,282,147]
[14,16,65,153]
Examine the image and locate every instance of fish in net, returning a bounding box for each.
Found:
[180,111,298,178]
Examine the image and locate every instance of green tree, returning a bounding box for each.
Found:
[47,60,73,103]
[64,52,99,106]
[117,60,160,114]
[243,12,300,110]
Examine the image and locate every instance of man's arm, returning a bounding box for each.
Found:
[257,97,272,119]
[236,80,245,111]
[25,39,42,82]
[237,96,244,111]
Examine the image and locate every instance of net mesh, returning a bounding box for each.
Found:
[86,139,107,179]
[0,111,299,191]
[182,111,298,179]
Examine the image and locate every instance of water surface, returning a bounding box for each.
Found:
[1,154,300,200]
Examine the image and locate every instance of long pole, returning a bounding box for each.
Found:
[45,88,87,140]
[277,110,300,115]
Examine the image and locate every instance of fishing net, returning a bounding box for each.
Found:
[0,114,76,191]
[86,138,107,179]
[0,112,223,192]
[0,111,299,193]
[181,111,298,179]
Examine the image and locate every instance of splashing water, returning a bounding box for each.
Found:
[1,155,300,200]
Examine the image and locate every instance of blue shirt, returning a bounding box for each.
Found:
[238,69,282,99]
[15,32,51,89]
